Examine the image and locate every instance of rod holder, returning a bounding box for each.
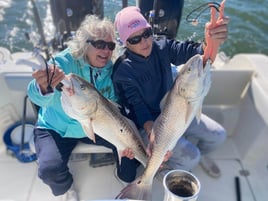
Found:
[163,170,201,201]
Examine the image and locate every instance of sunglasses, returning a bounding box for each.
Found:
[127,28,153,45]
[86,39,116,51]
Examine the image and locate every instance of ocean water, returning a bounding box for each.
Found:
[0,0,267,57]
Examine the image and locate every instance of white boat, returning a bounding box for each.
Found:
[0,0,267,201]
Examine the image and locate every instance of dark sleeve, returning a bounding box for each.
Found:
[158,39,204,66]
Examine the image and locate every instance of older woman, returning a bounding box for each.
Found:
[27,15,133,201]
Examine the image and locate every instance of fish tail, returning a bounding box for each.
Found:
[115,177,152,200]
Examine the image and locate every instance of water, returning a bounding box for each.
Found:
[0,0,268,57]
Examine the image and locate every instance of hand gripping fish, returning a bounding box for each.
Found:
[116,54,212,200]
[60,73,148,167]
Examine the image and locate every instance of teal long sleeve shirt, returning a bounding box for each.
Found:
[27,48,117,138]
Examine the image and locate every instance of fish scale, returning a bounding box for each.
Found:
[141,95,191,184]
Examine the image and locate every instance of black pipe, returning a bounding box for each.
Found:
[122,0,128,8]
[30,0,49,59]
[20,95,28,152]
[235,176,242,201]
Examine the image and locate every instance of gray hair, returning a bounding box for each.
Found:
[67,15,115,59]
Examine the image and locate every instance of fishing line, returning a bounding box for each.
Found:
[39,54,55,93]
[49,56,56,91]
[186,2,221,26]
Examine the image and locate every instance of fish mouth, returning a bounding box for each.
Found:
[60,77,72,88]
[180,54,204,76]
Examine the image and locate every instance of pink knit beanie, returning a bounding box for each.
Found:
[114,6,151,45]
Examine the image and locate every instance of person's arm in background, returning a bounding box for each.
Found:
[203,0,229,63]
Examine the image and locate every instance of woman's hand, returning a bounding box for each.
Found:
[203,0,230,63]
[32,65,65,94]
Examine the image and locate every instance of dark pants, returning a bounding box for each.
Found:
[34,128,140,196]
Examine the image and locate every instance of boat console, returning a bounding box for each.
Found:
[49,0,104,51]
[138,0,184,39]
[48,0,185,52]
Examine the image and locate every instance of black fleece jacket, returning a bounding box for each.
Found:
[112,38,203,129]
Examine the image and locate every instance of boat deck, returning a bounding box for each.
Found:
[0,137,263,201]
[1,51,267,201]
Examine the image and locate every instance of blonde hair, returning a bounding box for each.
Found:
[68,15,115,59]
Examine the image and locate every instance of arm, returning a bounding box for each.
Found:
[27,51,71,107]
[160,39,204,66]
[203,0,229,63]
[32,66,65,95]
[27,65,65,107]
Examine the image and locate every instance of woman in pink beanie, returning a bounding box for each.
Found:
[114,6,151,45]
[113,3,229,199]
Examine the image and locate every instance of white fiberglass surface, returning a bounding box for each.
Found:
[0,137,263,201]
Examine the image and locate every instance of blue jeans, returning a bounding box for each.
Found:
[167,113,226,170]
[34,128,139,196]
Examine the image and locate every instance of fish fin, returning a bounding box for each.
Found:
[196,106,202,124]
[185,102,194,124]
[126,117,147,151]
[80,119,96,143]
[125,117,148,167]
[160,92,168,110]
[125,117,137,130]
[115,177,152,200]
[108,99,121,110]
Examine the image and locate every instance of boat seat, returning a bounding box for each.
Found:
[72,142,112,154]
[29,131,113,155]
[204,68,254,105]
[28,128,113,154]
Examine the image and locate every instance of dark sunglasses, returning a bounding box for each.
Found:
[127,28,153,45]
[86,39,116,51]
